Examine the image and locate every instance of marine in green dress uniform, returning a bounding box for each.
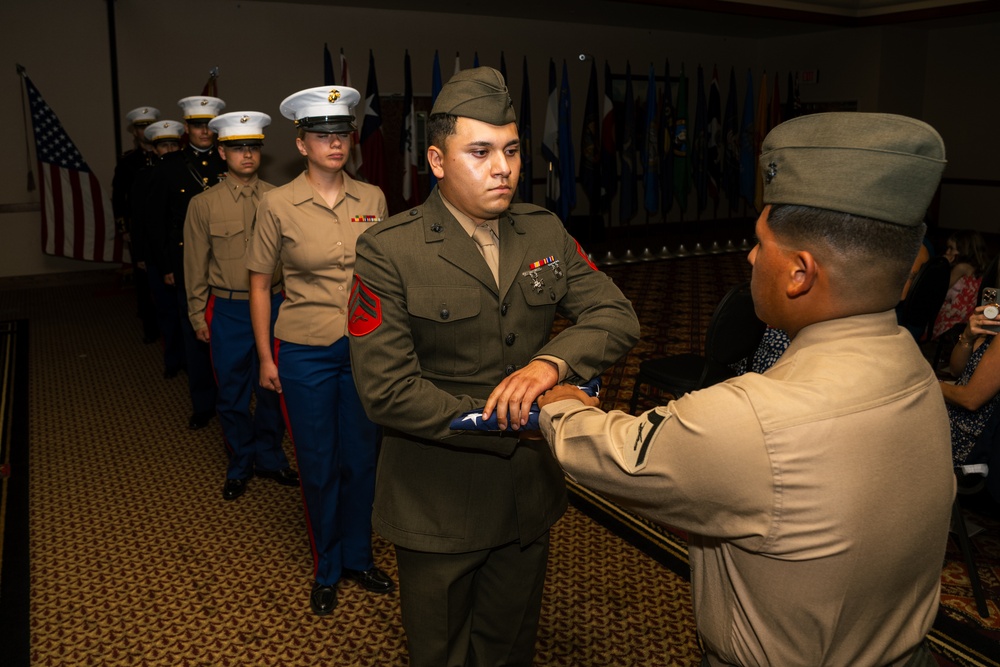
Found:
[348,67,639,667]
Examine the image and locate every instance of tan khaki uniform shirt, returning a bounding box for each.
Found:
[183,176,278,331]
[246,171,387,347]
[541,312,955,667]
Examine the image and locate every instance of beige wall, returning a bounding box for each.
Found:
[923,20,1000,235]
[1,0,997,276]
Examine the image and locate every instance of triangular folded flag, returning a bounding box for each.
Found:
[450,378,601,432]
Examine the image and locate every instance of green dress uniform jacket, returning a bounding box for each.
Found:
[349,189,640,553]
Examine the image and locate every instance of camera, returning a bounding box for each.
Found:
[981,286,1000,332]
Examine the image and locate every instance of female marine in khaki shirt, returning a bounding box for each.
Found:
[246,85,392,616]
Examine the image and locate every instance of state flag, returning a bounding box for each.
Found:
[360,50,386,190]
[519,56,534,204]
[600,60,618,210]
[580,59,601,213]
[557,60,576,223]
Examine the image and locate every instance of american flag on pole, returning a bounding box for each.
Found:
[23,74,126,263]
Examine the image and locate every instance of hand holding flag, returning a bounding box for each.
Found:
[450,378,601,432]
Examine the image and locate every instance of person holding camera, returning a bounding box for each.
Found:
[932,229,990,339]
[941,296,1000,466]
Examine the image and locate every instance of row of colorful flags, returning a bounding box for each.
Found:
[18,50,798,264]
[330,47,801,224]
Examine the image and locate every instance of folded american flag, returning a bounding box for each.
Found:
[450,378,601,432]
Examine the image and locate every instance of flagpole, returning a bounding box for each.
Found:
[105,0,122,158]
[16,64,35,192]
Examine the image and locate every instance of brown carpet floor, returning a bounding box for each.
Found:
[2,249,998,666]
[2,264,705,666]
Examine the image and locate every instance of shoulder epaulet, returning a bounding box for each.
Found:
[369,206,423,234]
[508,202,552,216]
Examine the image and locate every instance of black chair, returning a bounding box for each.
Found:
[950,405,1000,619]
[897,256,951,341]
[629,282,765,414]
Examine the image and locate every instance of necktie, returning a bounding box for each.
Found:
[241,186,255,219]
[472,224,500,286]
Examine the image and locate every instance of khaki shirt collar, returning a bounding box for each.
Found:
[289,170,363,208]
[439,193,499,241]
[223,174,260,203]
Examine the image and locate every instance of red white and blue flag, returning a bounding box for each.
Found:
[450,378,601,432]
[23,74,126,263]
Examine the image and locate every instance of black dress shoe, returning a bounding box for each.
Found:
[341,567,395,594]
[188,412,214,430]
[222,478,248,501]
[310,582,337,616]
[255,467,300,487]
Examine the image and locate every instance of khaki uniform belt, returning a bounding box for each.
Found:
[209,283,281,301]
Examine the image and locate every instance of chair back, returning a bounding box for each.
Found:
[704,282,766,368]
[897,256,951,339]
[961,396,1000,502]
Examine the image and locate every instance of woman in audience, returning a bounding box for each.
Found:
[940,304,1000,466]
[932,229,990,339]
[732,327,791,376]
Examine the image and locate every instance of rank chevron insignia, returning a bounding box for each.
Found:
[348,276,382,336]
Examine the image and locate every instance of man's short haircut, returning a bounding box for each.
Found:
[768,204,925,306]
[427,114,459,151]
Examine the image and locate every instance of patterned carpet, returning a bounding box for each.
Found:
[0,249,998,666]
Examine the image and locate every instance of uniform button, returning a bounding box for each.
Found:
[337,241,343,246]
[549,290,557,301]
[501,303,509,316]
[338,285,344,291]
[504,365,516,376]
[440,309,450,320]
[505,333,516,346]
[410,209,418,216]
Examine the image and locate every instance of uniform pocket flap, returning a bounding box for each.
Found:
[407,286,481,322]
[209,219,244,238]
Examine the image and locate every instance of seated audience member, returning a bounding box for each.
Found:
[538,112,953,667]
[731,326,791,375]
[940,304,1000,467]
[899,239,931,301]
[932,229,989,339]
